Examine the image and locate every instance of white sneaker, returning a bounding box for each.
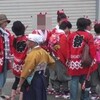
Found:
[62,94,70,99]
[55,94,61,98]
[47,88,55,95]
[90,93,100,100]
[91,96,96,100]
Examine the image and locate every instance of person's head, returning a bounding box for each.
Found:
[85,18,92,31]
[76,18,87,30]
[26,34,43,49]
[94,23,100,35]
[57,10,67,25]
[0,14,10,29]
[59,19,72,33]
[12,21,25,36]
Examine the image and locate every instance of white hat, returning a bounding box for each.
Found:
[27,34,43,44]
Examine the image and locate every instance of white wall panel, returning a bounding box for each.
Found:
[0,0,96,33]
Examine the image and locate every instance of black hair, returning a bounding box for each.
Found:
[12,21,25,49]
[85,19,92,27]
[59,21,72,30]
[76,18,87,30]
[57,13,67,23]
[12,21,25,36]
[94,23,100,34]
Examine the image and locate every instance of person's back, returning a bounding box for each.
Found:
[48,19,71,99]
[67,17,97,100]
[12,35,27,76]
[11,21,28,100]
[68,30,97,75]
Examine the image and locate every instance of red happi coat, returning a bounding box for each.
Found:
[51,25,59,34]
[94,35,100,63]
[67,30,98,76]
[0,29,13,72]
[12,35,28,77]
[48,29,68,65]
[32,29,52,52]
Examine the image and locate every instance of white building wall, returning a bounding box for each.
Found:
[0,0,96,33]
[96,0,100,20]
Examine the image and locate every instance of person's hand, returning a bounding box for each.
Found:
[16,85,21,95]
[53,44,60,51]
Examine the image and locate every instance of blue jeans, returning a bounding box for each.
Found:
[70,76,90,100]
[0,59,8,89]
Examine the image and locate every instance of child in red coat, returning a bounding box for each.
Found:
[11,21,29,100]
[48,19,72,99]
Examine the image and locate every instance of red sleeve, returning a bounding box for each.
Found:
[10,35,15,55]
[32,30,37,34]
[66,34,71,60]
[46,30,52,42]
[59,34,68,64]
[6,30,14,55]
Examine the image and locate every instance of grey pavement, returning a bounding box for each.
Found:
[2,70,100,100]
[3,71,67,100]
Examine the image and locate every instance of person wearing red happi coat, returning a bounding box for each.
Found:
[11,21,29,100]
[67,18,98,100]
[48,19,72,99]
[0,14,13,97]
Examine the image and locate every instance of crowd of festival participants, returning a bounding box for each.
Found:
[0,9,100,100]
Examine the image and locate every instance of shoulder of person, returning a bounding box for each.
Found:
[5,29,11,34]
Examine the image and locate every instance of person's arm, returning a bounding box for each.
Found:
[60,34,69,64]
[16,52,37,93]
[17,77,25,88]
[16,77,25,94]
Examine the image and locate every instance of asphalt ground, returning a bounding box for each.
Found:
[2,70,68,100]
[2,70,100,100]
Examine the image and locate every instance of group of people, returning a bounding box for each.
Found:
[0,9,100,100]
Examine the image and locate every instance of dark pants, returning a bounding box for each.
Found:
[44,67,50,88]
[23,70,47,100]
[49,59,70,93]
[90,64,100,93]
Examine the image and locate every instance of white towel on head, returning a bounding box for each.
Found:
[27,34,43,44]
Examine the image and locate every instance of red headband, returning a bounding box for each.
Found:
[57,9,64,15]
